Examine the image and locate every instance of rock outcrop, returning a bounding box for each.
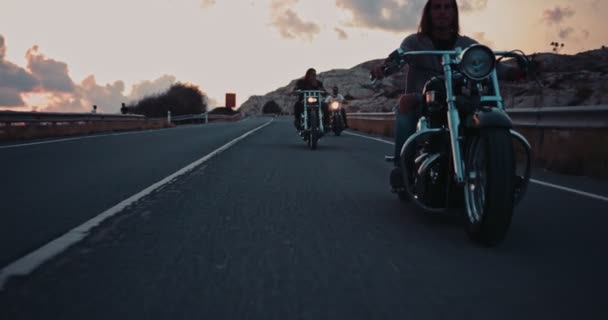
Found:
[240,47,608,115]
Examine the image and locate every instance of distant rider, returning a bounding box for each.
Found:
[324,86,348,128]
[292,68,329,130]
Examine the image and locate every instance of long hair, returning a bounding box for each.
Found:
[304,68,316,81]
[418,0,460,38]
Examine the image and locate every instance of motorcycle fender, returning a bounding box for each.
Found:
[468,107,513,129]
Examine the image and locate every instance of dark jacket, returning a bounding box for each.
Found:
[294,79,326,101]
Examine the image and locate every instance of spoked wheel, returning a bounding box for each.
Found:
[464,128,515,246]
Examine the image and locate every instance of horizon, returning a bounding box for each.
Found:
[1,0,607,113]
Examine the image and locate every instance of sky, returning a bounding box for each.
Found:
[1,0,606,113]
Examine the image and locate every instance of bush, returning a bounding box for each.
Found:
[127,83,207,117]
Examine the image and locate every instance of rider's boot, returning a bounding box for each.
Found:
[294,117,303,131]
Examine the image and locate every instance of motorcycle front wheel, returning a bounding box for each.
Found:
[463,128,515,246]
[309,112,318,150]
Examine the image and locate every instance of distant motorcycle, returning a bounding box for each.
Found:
[328,99,345,136]
[373,44,537,246]
[294,90,327,150]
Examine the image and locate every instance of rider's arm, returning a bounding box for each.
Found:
[373,34,417,79]
[292,80,302,93]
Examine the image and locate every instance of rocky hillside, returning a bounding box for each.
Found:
[240,47,608,115]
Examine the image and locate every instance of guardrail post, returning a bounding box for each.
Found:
[167,110,171,124]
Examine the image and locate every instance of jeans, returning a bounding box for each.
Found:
[393,93,423,166]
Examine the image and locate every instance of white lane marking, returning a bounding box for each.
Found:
[530,179,608,202]
[345,130,608,203]
[343,131,394,145]
[0,119,274,290]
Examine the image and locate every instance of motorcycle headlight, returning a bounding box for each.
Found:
[331,101,340,110]
[459,44,496,81]
[307,97,318,104]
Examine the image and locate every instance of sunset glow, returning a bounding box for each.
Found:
[1,0,606,113]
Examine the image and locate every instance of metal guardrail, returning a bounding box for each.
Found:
[347,105,608,129]
[171,113,207,122]
[0,110,242,127]
[507,106,608,128]
[171,112,242,123]
[0,111,146,125]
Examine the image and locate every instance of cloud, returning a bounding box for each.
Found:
[200,0,216,10]
[38,75,178,113]
[334,0,487,32]
[335,27,349,40]
[270,0,321,40]
[128,75,176,101]
[26,45,76,93]
[335,0,424,32]
[0,87,26,106]
[0,60,39,94]
[558,27,575,39]
[0,35,200,113]
[542,6,575,25]
[40,92,89,113]
[0,35,40,107]
[471,31,495,48]
[79,75,127,112]
[458,0,488,12]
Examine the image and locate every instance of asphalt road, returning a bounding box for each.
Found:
[1,117,607,319]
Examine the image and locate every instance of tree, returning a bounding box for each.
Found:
[550,41,565,53]
[127,83,208,117]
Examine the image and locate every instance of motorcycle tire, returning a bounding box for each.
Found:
[463,128,515,246]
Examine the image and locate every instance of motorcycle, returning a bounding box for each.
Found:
[372,44,536,246]
[294,90,327,150]
[328,99,345,136]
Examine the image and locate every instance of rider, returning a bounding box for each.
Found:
[324,86,349,128]
[292,68,329,130]
[371,0,530,189]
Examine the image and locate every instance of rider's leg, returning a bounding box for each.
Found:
[393,93,422,166]
[293,101,303,129]
[321,102,330,130]
[340,108,348,127]
[391,93,422,191]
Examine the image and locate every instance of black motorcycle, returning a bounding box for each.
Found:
[373,44,536,246]
[328,99,345,136]
[294,90,327,150]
